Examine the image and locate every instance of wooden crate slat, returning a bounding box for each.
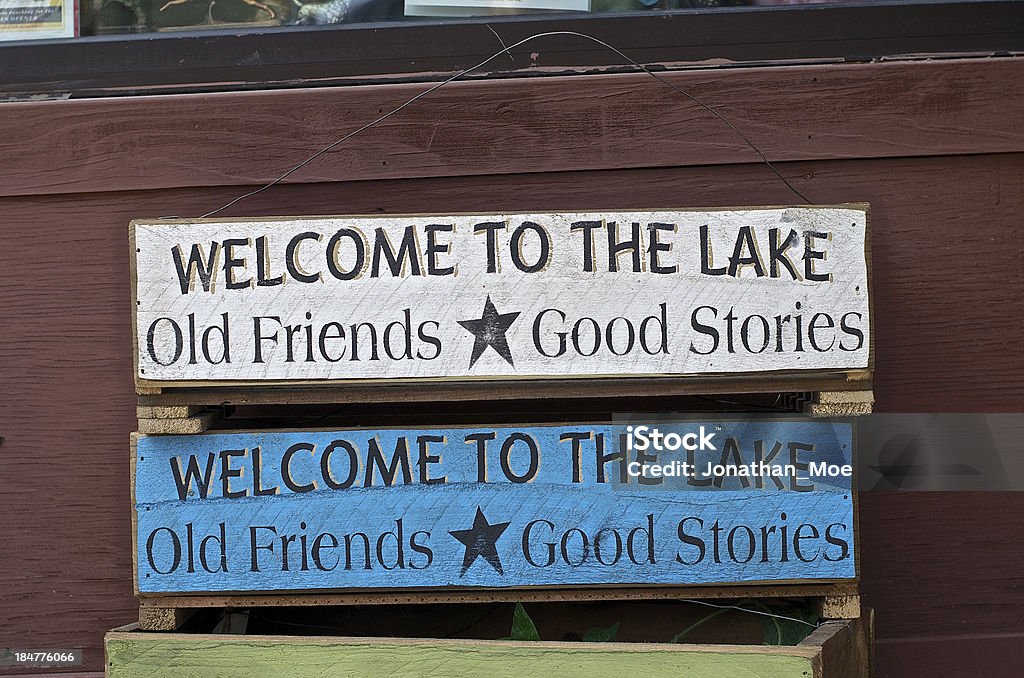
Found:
[108,614,872,678]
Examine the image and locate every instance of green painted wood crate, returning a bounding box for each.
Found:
[105,611,871,678]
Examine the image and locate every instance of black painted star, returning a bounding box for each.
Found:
[457,296,521,368]
[448,507,511,576]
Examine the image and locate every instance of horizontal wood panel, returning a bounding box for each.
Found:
[138,375,871,406]
[1,58,1023,199]
[104,627,832,678]
[858,491,1024,641]
[140,581,858,608]
[133,421,855,595]
[131,208,870,385]
[875,634,1024,678]
[1,153,1021,671]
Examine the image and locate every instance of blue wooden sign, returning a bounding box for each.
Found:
[134,419,855,594]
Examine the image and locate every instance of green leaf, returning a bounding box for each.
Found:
[509,603,540,641]
[759,603,818,646]
[582,621,620,642]
[669,608,732,643]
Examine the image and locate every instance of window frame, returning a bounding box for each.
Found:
[2,0,1022,97]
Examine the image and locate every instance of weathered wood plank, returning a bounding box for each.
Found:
[137,581,860,608]
[137,413,215,435]
[806,391,875,418]
[134,419,856,595]
[132,207,871,387]
[136,375,873,407]
[137,405,201,419]
[137,607,194,632]
[807,610,873,678]
[3,59,1024,198]
[874,631,1024,678]
[104,628,825,678]
[815,594,861,620]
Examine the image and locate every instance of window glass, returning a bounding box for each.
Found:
[1,0,1010,43]
[1,0,75,39]
[73,0,846,37]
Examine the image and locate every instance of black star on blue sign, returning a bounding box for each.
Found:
[448,507,511,576]
[457,296,521,368]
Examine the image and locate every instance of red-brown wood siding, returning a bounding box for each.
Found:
[1,56,1022,675]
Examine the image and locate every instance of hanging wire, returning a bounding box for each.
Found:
[681,599,822,628]
[199,28,811,218]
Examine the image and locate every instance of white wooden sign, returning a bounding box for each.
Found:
[131,206,871,385]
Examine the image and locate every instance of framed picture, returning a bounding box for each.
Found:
[0,0,75,40]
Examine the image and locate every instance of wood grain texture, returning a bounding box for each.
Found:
[137,413,214,434]
[815,595,861,621]
[132,421,855,594]
[807,609,872,678]
[0,75,1022,675]
[138,580,859,609]
[137,405,202,419]
[857,491,1024,641]
[104,627,829,678]
[136,373,872,405]
[0,188,139,676]
[131,208,870,384]
[1,59,1023,199]
[875,632,1024,678]
[137,607,194,632]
